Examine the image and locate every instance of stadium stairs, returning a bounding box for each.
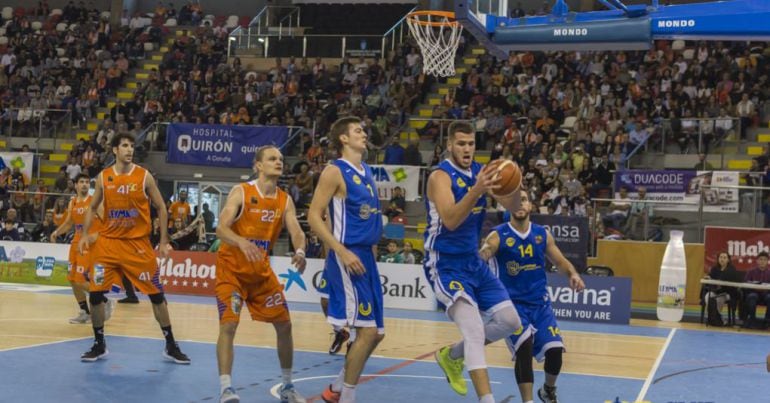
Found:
[36,27,193,186]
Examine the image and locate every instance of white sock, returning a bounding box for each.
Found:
[281,368,292,385]
[219,374,231,394]
[449,342,464,360]
[331,368,345,392]
[479,393,494,403]
[340,383,356,403]
[332,324,343,332]
[524,401,534,403]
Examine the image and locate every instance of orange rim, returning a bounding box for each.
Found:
[406,10,459,28]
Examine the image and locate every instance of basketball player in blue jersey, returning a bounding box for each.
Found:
[426,121,524,403]
[480,190,585,403]
[308,116,383,403]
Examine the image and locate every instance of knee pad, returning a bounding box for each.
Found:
[89,291,106,306]
[148,293,166,305]
[544,347,563,376]
[514,336,534,384]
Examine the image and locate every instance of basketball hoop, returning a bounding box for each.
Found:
[406,11,463,78]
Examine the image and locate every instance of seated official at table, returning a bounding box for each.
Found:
[743,251,770,329]
[704,252,739,325]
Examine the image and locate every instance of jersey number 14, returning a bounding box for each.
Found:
[518,244,533,258]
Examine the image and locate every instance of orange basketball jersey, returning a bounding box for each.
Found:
[100,165,152,240]
[69,195,92,243]
[218,181,288,275]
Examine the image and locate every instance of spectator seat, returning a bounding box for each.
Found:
[56,22,67,32]
[31,21,42,31]
[585,265,614,276]
[50,8,62,16]
[164,18,178,27]
[2,7,12,20]
[383,223,405,240]
[0,37,7,46]
[560,116,577,132]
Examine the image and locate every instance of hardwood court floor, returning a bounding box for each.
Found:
[0,288,665,379]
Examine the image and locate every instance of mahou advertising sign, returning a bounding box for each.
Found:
[704,226,770,272]
[157,251,217,296]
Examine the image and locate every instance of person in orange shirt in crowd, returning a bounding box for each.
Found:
[168,190,191,228]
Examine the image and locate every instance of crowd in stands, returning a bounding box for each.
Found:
[2,0,770,253]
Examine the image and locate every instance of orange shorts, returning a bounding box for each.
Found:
[215,253,289,324]
[66,243,91,284]
[89,237,162,295]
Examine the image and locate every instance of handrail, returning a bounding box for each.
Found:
[383,5,418,37]
[702,184,770,191]
[591,197,699,206]
[623,129,654,168]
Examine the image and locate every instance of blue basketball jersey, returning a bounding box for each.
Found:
[490,222,549,304]
[329,159,382,247]
[424,159,486,254]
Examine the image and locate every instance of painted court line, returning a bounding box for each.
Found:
[268,374,504,399]
[0,336,90,353]
[636,328,676,402]
[94,335,648,381]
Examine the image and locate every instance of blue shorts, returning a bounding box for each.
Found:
[316,267,329,298]
[325,245,384,333]
[505,301,564,362]
[425,251,512,314]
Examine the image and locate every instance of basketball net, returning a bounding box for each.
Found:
[406,11,463,78]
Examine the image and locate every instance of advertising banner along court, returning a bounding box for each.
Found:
[614,170,739,212]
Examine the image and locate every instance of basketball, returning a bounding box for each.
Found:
[484,159,521,197]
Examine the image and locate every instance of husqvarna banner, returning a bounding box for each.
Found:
[614,170,739,213]
[547,273,632,325]
[166,124,289,168]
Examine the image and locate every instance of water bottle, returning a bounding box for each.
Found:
[657,230,687,322]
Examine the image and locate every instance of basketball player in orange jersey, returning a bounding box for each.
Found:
[215,146,307,403]
[51,173,115,324]
[78,133,190,364]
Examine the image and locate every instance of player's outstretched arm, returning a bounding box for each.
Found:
[51,198,74,243]
[545,231,585,292]
[308,165,365,274]
[492,187,522,215]
[479,230,501,261]
[427,168,497,231]
[283,196,307,272]
[146,173,170,258]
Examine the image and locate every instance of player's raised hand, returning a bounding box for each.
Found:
[570,273,585,293]
[237,238,262,262]
[473,164,502,195]
[338,248,365,275]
